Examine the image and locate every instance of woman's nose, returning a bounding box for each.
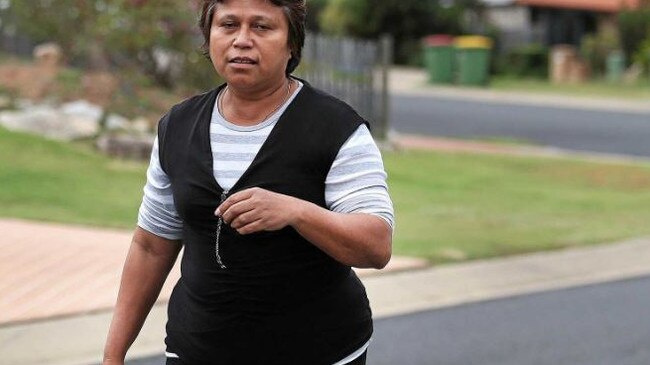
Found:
[233,28,253,48]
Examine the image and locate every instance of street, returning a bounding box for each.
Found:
[122,275,650,365]
[367,275,650,365]
[391,94,650,157]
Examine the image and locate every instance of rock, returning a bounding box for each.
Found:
[130,117,152,133]
[60,100,104,122]
[14,99,35,110]
[33,43,63,68]
[0,104,99,140]
[0,97,148,144]
[0,106,54,135]
[0,100,107,140]
[106,114,130,131]
[96,134,154,160]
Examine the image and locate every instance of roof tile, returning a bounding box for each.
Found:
[516,0,640,12]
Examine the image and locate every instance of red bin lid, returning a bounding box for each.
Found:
[423,34,454,46]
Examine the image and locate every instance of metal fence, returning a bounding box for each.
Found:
[0,32,33,57]
[296,33,392,140]
[498,28,546,53]
[0,8,34,57]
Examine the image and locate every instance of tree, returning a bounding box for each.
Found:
[306,0,329,32]
[318,0,482,65]
[8,0,102,64]
[6,0,209,89]
[102,0,202,87]
[618,7,650,70]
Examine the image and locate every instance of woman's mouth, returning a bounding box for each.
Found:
[229,57,257,65]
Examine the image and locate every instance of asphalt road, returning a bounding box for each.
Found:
[367,275,650,365]
[122,275,650,365]
[391,95,650,157]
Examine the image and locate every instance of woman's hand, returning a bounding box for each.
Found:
[215,187,391,269]
[102,360,124,365]
[216,187,302,235]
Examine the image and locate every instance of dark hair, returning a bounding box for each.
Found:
[199,0,306,75]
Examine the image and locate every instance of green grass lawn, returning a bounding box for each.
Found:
[0,128,147,228]
[3,127,650,264]
[490,76,650,100]
[385,151,650,262]
[387,150,650,263]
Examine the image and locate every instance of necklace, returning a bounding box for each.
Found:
[218,78,293,125]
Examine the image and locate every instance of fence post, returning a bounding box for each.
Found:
[298,32,391,139]
[376,34,393,142]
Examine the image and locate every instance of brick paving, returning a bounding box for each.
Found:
[0,219,180,325]
[0,218,427,326]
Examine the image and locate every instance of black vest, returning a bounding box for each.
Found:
[158,81,373,364]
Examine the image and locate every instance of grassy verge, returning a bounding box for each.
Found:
[0,127,147,228]
[387,150,650,263]
[490,76,650,100]
[3,127,650,263]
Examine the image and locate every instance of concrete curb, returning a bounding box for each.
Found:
[365,237,650,319]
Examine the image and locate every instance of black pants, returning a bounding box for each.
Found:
[165,350,367,365]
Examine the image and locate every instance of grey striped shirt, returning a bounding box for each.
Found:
[138,81,394,240]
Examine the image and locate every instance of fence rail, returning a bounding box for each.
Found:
[297,33,392,140]
[0,8,33,57]
[498,28,546,52]
[0,33,33,57]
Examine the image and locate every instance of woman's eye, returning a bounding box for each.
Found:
[254,24,270,30]
[221,22,236,29]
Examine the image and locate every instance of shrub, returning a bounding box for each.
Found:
[581,26,621,77]
[633,33,650,77]
[6,0,202,90]
[496,44,549,79]
[618,8,650,68]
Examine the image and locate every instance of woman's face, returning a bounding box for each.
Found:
[209,0,291,92]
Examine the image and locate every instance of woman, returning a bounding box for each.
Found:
[103,0,394,364]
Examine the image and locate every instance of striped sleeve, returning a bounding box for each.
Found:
[325,124,395,230]
[137,137,184,240]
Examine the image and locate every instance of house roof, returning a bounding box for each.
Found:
[516,0,640,12]
[480,0,516,6]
